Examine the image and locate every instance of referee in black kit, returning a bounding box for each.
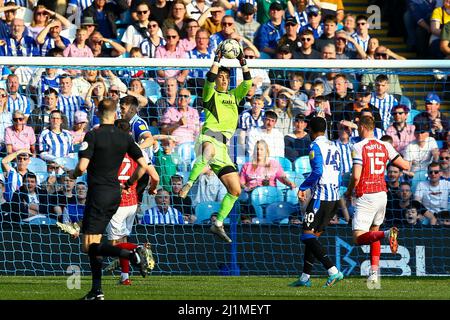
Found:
[69,98,149,300]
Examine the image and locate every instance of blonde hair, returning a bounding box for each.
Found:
[252,140,270,169]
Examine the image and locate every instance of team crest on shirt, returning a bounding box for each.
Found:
[79,141,88,151]
[139,124,146,130]
[309,150,315,160]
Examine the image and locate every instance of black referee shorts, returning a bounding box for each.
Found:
[82,187,121,235]
[303,199,340,233]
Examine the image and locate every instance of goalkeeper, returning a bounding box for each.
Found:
[179,43,252,243]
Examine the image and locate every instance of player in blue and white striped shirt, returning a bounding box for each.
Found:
[290,117,344,288]
[38,110,74,162]
[140,189,184,225]
[370,74,398,130]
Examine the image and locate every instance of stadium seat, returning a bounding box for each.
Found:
[141,79,161,97]
[176,142,196,171]
[411,170,428,193]
[250,186,283,220]
[195,201,221,224]
[265,201,299,223]
[406,109,421,125]
[235,155,248,172]
[399,95,413,110]
[294,156,312,177]
[28,157,47,174]
[54,157,78,170]
[285,188,299,205]
[270,156,293,171]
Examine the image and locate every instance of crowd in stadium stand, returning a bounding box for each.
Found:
[0,0,449,227]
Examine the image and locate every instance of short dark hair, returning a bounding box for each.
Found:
[309,116,327,133]
[44,87,58,96]
[323,14,337,24]
[359,115,375,131]
[356,14,368,22]
[218,66,230,78]
[264,110,278,121]
[120,95,139,109]
[114,119,131,132]
[170,174,183,182]
[428,162,440,170]
[98,98,117,114]
[375,74,389,83]
[23,172,37,181]
[380,134,393,144]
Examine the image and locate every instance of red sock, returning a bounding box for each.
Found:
[370,241,381,271]
[114,242,138,273]
[356,231,385,245]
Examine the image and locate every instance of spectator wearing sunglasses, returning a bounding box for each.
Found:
[292,29,321,59]
[298,5,323,39]
[350,15,370,52]
[235,2,260,43]
[121,2,152,53]
[439,149,450,181]
[4,110,36,156]
[82,0,128,40]
[414,162,450,218]
[386,105,415,154]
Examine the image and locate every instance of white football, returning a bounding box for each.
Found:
[220,39,241,59]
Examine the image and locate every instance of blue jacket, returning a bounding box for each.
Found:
[255,21,285,52]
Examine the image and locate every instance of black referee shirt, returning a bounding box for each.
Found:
[78,124,143,189]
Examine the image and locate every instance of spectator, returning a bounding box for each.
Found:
[198,2,225,35]
[277,72,308,117]
[0,3,19,40]
[403,115,440,173]
[429,0,450,58]
[272,91,294,136]
[60,181,87,224]
[150,77,178,127]
[402,205,429,226]
[141,188,184,224]
[349,107,385,142]
[84,80,107,127]
[342,13,356,36]
[306,81,331,117]
[28,5,69,40]
[326,73,353,139]
[235,2,260,43]
[440,21,450,57]
[278,17,301,53]
[72,69,99,98]
[70,110,89,147]
[439,149,450,181]
[139,20,165,59]
[179,18,199,51]
[57,74,86,129]
[35,19,71,57]
[53,174,77,222]
[153,136,178,192]
[238,94,266,146]
[306,44,337,95]
[247,110,285,157]
[284,113,311,162]
[149,0,173,28]
[155,28,189,85]
[191,165,227,207]
[314,15,338,53]
[161,0,189,39]
[299,5,323,39]
[269,44,294,84]
[319,0,345,23]
[293,29,321,59]
[386,104,416,154]
[286,0,309,28]
[80,16,97,38]
[82,0,128,40]
[255,1,286,58]
[88,30,126,57]
[421,93,449,141]
[333,121,353,182]
[4,110,36,156]
[160,88,200,145]
[0,18,39,57]
[334,30,366,59]
[38,109,74,162]
[414,162,450,217]
[1,149,36,202]
[369,74,398,131]
[351,15,370,52]
[10,172,56,223]
[29,87,67,135]
[386,164,403,204]
[186,0,209,21]
[63,27,94,58]
[405,0,435,58]
[121,2,152,53]
[361,46,403,96]
[365,37,379,59]
[0,88,13,156]
[437,211,450,226]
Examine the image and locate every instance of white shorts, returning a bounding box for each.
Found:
[106,204,138,240]
[352,192,387,232]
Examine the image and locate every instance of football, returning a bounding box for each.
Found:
[220,38,241,59]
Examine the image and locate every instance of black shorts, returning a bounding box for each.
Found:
[82,187,121,235]
[303,199,339,233]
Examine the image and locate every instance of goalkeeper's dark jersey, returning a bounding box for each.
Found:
[201,78,252,140]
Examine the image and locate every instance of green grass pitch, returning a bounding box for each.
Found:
[0,276,448,300]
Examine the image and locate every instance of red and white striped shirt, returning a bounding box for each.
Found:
[352,138,399,197]
[118,154,138,207]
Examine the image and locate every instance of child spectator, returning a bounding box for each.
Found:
[70,111,89,148]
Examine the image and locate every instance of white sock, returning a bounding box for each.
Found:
[300,273,310,282]
[121,273,129,281]
[327,266,339,276]
[215,220,223,227]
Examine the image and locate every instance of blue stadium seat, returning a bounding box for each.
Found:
[141,79,161,97]
[294,156,312,177]
[270,156,293,171]
[176,142,196,171]
[54,157,78,170]
[265,201,299,223]
[195,201,221,224]
[116,28,126,40]
[285,188,299,204]
[250,186,283,220]
[436,140,444,149]
[406,109,421,125]
[22,216,57,225]
[235,155,248,172]
[399,95,412,110]
[28,157,47,174]
[411,170,428,193]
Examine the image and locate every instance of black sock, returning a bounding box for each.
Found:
[88,245,103,291]
[303,238,334,271]
[89,242,132,259]
[302,243,316,275]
